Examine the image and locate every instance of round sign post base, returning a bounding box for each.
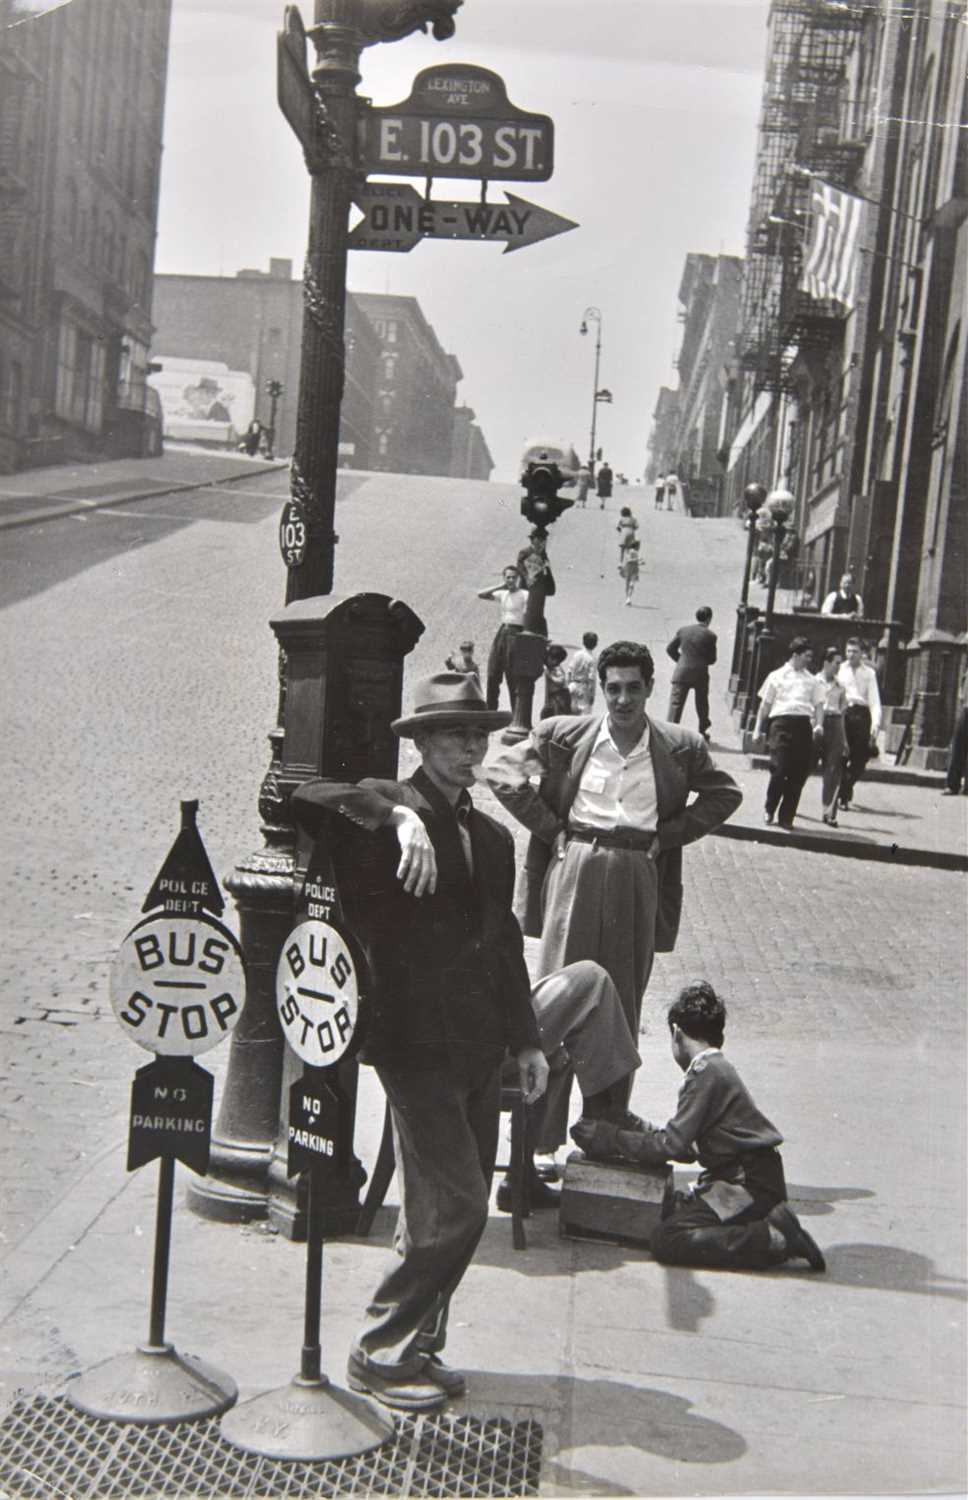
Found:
[220,1373,394,1461]
[65,1343,238,1425]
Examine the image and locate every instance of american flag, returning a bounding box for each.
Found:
[800,178,865,311]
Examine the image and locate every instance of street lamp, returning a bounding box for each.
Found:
[579,306,603,472]
[740,482,768,612]
[762,486,795,632]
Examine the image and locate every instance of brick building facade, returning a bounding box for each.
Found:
[0,0,171,473]
[152,267,491,478]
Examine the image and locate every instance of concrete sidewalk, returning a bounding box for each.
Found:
[1,1027,963,1498]
[707,723,967,872]
[0,448,287,530]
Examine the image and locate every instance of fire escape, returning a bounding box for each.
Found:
[738,0,867,395]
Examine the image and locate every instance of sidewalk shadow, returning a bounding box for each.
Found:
[821,1243,968,1299]
[787,1183,876,1218]
[465,1370,747,1478]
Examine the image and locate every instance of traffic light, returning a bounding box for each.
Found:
[519,458,575,531]
[266,379,284,399]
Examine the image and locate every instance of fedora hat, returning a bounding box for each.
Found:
[392,672,511,737]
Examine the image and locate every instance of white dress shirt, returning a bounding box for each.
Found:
[759,662,825,719]
[570,718,658,831]
[837,660,882,733]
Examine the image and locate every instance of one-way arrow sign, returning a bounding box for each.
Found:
[349,183,578,255]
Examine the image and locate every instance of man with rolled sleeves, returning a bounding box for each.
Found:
[291,673,547,1413]
[752,636,825,829]
[488,640,742,1148]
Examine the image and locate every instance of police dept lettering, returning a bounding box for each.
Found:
[110,912,245,1056]
[276,920,359,1067]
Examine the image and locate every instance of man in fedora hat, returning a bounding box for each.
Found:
[291,672,548,1413]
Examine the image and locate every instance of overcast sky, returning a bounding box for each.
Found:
[155,0,772,481]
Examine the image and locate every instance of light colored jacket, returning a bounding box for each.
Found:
[489,714,742,949]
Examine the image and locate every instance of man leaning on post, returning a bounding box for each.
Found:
[291,672,548,1413]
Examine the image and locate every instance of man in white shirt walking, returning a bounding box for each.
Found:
[837,637,882,807]
[752,636,825,829]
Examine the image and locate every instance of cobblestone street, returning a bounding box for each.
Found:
[1,463,964,1495]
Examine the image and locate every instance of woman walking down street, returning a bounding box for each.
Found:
[616,506,639,564]
[816,647,848,825]
[619,539,641,606]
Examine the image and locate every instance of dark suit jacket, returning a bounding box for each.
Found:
[667,623,718,683]
[291,768,540,1071]
[489,714,742,949]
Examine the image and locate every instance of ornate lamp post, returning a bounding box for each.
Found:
[743,486,795,731]
[579,306,603,472]
[762,486,795,632]
[730,481,767,694]
[188,0,462,1236]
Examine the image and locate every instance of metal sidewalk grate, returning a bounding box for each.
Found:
[0,1395,542,1498]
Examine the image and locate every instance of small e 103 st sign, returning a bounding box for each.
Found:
[360,64,553,183]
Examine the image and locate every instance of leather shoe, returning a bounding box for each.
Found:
[601,1107,646,1132]
[425,1355,466,1398]
[767,1203,826,1272]
[347,1353,447,1411]
[763,810,775,825]
[495,1171,560,1215]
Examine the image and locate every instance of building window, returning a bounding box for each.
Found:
[383,355,396,380]
[385,320,397,343]
[810,371,846,491]
[55,320,105,432]
[377,433,389,456]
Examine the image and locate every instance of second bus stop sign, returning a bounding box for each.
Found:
[276,919,360,1069]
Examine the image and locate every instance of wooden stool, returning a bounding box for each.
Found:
[356,1074,533,1250]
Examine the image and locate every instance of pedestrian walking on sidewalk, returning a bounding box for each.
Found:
[654,474,666,510]
[619,538,640,605]
[576,463,592,507]
[752,637,824,829]
[943,661,968,795]
[291,673,547,1413]
[815,647,847,825]
[572,981,826,1273]
[837,637,881,808]
[666,606,717,740]
[596,460,613,508]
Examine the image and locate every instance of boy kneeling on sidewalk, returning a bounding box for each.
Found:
[571,981,825,1272]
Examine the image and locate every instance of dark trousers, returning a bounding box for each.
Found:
[650,1150,786,1271]
[820,714,846,817]
[485,624,522,711]
[354,1058,500,1375]
[946,706,968,792]
[765,716,814,825]
[842,704,872,801]
[667,676,710,735]
[651,1194,777,1270]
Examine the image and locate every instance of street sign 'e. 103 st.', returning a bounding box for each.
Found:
[361,63,553,182]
